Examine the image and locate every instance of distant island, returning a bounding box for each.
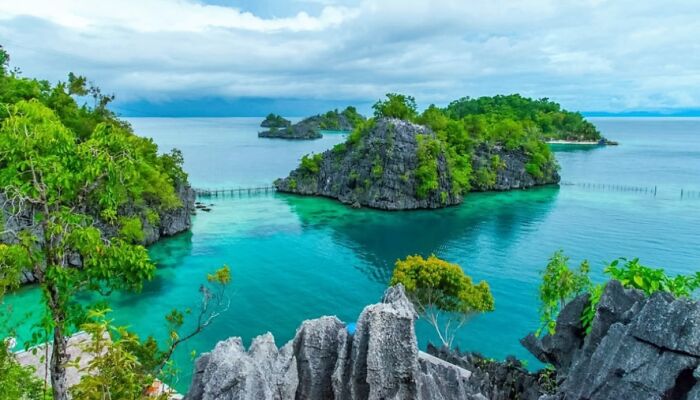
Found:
[260,113,291,129]
[258,106,365,139]
[275,94,564,210]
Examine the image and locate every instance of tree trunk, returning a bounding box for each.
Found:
[50,324,69,400]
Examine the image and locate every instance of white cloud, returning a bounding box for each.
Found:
[1,0,699,112]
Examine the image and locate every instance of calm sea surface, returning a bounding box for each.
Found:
[4,117,700,392]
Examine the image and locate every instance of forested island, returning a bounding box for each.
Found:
[258,106,364,139]
[275,94,562,210]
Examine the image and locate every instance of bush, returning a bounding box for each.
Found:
[391,254,494,347]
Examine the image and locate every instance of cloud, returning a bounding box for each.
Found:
[1,0,699,113]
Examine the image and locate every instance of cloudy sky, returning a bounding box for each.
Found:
[1,0,699,116]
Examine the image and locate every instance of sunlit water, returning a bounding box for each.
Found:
[3,117,699,392]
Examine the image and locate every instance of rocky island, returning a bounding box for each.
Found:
[275,94,560,210]
[259,106,364,140]
[185,280,700,399]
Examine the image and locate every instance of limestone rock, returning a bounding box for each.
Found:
[275,117,559,210]
[523,280,700,400]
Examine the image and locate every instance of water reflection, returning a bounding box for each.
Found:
[279,187,559,284]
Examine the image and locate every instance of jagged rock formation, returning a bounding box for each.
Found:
[187,280,700,400]
[522,280,700,400]
[426,345,549,400]
[3,183,195,284]
[259,108,364,140]
[275,118,560,210]
[186,285,493,400]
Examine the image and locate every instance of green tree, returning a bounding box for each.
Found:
[70,266,231,399]
[537,251,591,336]
[390,254,494,347]
[0,99,182,399]
[0,339,48,400]
[372,93,418,121]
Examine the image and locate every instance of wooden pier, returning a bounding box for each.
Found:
[194,186,277,198]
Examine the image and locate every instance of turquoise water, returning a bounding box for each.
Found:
[4,117,700,392]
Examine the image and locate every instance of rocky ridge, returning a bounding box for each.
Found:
[275,118,560,210]
[186,280,700,400]
[522,279,700,400]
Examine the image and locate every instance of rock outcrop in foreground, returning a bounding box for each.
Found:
[522,280,700,400]
[275,118,560,210]
[187,280,700,400]
[186,285,493,400]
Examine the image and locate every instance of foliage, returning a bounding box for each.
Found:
[300,153,323,175]
[70,266,231,399]
[372,93,418,121]
[415,135,441,198]
[537,251,591,336]
[261,113,290,128]
[605,258,700,297]
[580,283,603,335]
[444,94,601,141]
[390,254,494,347]
[537,252,700,336]
[0,340,48,400]
[0,49,188,400]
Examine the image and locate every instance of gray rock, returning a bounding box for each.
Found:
[186,284,489,400]
[524,280,700,400]
[293,316,346,400]
[275,118,559,210]
[185,334,298,400]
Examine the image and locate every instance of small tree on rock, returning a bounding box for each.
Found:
[390,254,494,348]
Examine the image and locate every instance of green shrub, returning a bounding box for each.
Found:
[415,134,441,198]
[300,153,323,175]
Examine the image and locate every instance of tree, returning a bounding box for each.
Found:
[537,251,591,336]
[0,99,181,399]
[372,93,418,121]
[69,266,231,399]
[390,254,494,348]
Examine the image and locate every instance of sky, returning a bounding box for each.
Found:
[1,0,699,116]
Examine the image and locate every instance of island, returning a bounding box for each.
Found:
[444,94,617,145]
[259,113,291,129]
[258,106,365,139]
[274,94,561,210]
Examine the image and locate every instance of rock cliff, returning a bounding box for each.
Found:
[3,182,195,284]
[186,280,700,400]
[185,285,489,400]
[274,118,560,210]
[522,280,700,400]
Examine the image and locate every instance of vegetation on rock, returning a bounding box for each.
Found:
[0,47,224,399]
[277,93,563,209]
[260,113,291,128]
[537,251,700,336]
[444,94,602,142]
[259,106,364,139]
[390,254,494,347]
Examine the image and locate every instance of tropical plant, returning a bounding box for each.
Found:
[0,50,187,400]
[390,254,494,347]
[537,251,591,336]
[0,339,48,400]
[372,93,418,121]
[605,258,700,297]
[70,266,231,399]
